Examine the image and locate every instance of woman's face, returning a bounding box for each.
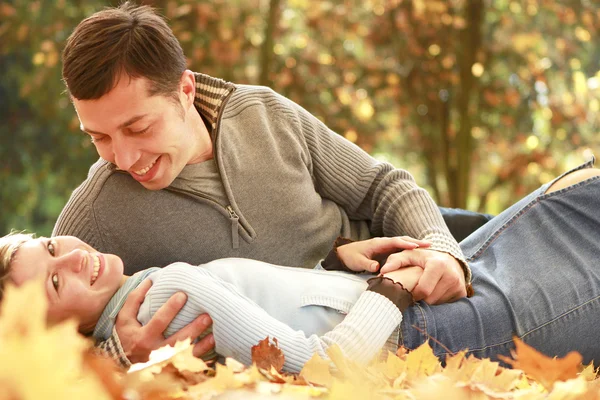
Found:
[10,236,125,333]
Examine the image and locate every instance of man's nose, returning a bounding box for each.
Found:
[112,136,140,171]
[56,249,86,274]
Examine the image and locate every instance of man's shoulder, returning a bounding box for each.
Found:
[224,84,289,115]
[52,159,128,237]
[64,159,124,205]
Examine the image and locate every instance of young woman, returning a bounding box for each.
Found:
[2,161,599,372]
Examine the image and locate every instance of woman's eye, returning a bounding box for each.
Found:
[47,240,56,256]
[52,274,59,291]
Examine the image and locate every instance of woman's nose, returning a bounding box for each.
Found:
[56,249,86,273]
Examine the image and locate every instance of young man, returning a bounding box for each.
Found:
[53,2,489,366]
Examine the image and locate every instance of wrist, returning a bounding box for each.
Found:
[366,276,414,312]
[321,237,358,273]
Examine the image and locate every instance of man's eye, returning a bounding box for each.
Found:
[47,240,56,256]
[130,127,149,135]
[52,274,59,291]
[90,136,106,143]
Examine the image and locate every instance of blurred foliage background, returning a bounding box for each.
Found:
[1,0,599,236]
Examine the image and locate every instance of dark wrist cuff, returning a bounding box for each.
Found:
[366,276,414,312]
[321,236,358,273]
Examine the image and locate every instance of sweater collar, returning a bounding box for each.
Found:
[192,72,236,133]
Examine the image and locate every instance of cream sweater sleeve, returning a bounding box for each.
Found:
[137,263,402,373]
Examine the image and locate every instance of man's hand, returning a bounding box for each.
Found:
[336,236,431,272]
[116,279,215,363]
[379,249,467,304]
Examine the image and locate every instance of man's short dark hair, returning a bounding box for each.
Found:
[62,1,186,100]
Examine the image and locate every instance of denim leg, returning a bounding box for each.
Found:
[401,159,600,365]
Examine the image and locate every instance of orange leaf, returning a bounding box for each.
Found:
[498,337,582,390]
[251,337,285,373]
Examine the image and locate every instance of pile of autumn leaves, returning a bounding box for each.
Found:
[1,281,599,399]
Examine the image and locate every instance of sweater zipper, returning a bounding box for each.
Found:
[226,205,240,249]
[163,186,245,248]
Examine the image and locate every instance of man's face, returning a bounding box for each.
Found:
[73,73,207,190]
[10,236,125,333]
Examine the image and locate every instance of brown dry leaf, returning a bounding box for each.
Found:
[299,352,333,387]
[395,346,408,359]
[251,336,285,372]
[499,337,583,390]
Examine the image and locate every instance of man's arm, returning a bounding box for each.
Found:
[95,279,215,367]
[272,92,470,301]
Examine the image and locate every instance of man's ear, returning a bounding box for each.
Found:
[179,70,196,109]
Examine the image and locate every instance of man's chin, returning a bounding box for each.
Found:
[137,172,174,191]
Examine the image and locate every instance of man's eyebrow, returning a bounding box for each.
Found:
[80,114,148,135]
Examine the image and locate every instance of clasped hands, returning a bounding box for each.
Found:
[336,236,468,304]
[114,236,467,364]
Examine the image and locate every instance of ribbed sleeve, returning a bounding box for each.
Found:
[138,264,402,373]
[94,326,132,369]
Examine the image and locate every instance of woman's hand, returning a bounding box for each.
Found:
[379,249,467,304]
[336,236,431,272]
[382,266,423,292]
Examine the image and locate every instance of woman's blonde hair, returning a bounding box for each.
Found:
[0,232,35,302]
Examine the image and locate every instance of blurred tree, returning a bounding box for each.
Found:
[0,0,598,235]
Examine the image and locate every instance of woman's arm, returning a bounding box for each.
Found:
[139,263,409,373]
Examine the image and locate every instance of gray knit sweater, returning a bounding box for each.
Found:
[54,72,468,364]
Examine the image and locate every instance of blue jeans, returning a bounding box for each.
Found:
[401,159,600,365]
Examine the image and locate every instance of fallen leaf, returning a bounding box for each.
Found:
[499,337,582,390]
[405,341,442,380]
[299,352,333,387]
[251,336,285,372]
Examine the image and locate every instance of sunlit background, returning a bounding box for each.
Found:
[1,0,599,235]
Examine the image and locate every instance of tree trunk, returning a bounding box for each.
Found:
[452,0,484,208]
[259,0,282,86]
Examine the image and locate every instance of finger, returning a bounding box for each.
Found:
[144,291,187,333]
[119,278,153,319]
[368,237,420,255]
[163,314,213,345]
[379,250,424,274]
[346,252,380,272]
[399,236,432,248]
[425,284,466,305]
[411,262,445,301]
[192,334,216,358]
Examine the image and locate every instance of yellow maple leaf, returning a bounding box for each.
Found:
[0,281,111,400]
[128,338,209,382]
[467,358,523,396]
[299,352,333,387]
[405,341,441,380]
[578,363,598,382]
